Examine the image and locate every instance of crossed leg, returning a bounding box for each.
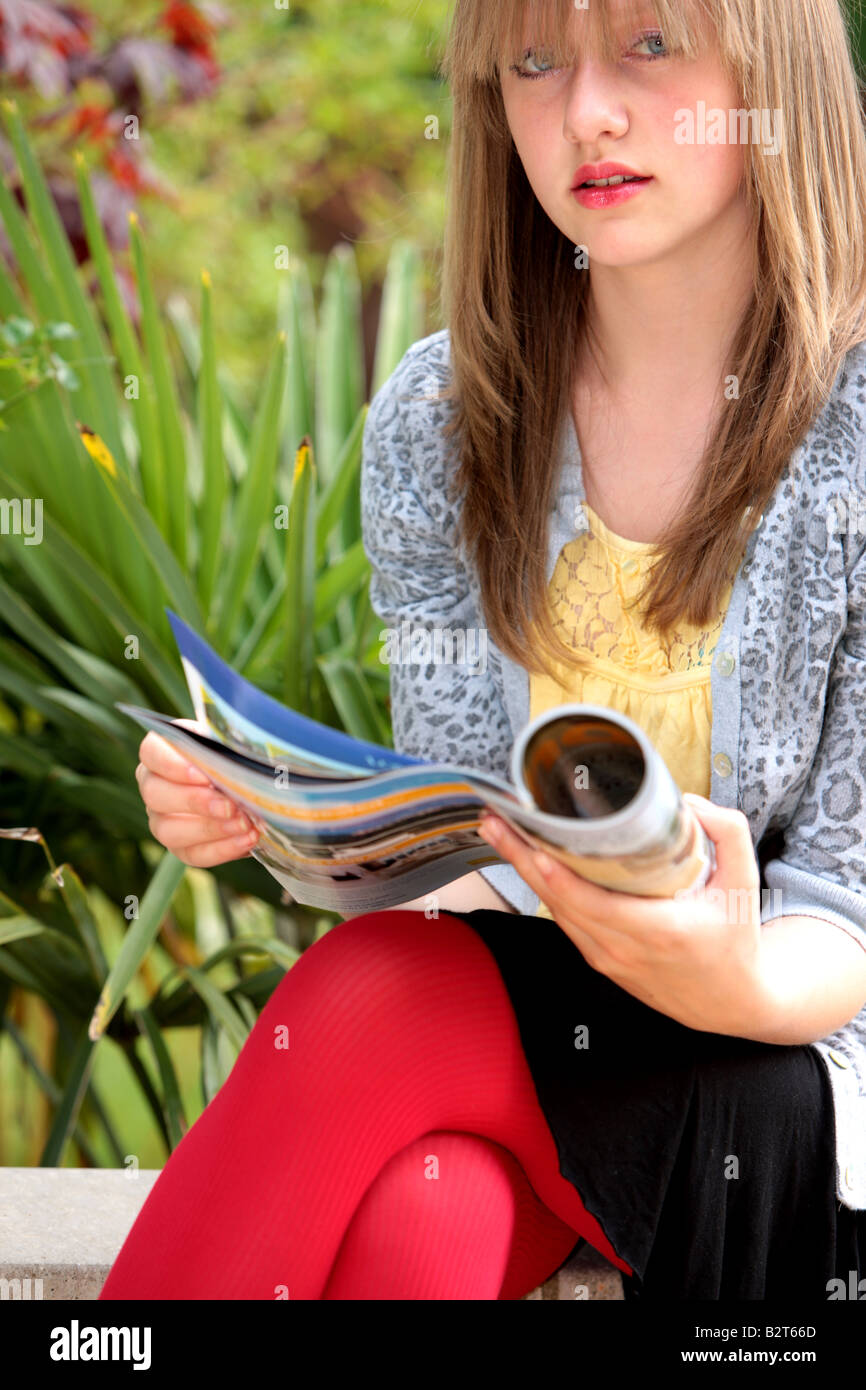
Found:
[99,910,632,1300]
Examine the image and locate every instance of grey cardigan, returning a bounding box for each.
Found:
[360,327,866,1211]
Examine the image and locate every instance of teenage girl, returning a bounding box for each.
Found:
[101,0,866,1299]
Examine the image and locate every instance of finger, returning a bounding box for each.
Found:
[681,793,758,886]
[480,815,661,937]
[148,811,257,851]
[479,818,620,969]
[139,731,211,785]
[479,816,590,902]
[137,766,245,821]
[173,829,261,868]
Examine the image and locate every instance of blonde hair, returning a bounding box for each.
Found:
[427,0,866,678]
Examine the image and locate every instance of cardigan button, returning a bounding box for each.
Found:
[713,752,733,777]
[715,651,735,677]
[828,1048,851,1069]
[845,1165,856,1190]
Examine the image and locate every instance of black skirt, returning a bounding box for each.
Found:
[458,908,866,1301]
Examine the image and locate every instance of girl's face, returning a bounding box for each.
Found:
[499,2,752,270]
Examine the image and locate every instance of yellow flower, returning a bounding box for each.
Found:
[76,421,117,478]
[293,434,312,486]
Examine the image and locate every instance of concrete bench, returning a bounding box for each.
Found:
[0,1167,624,1299]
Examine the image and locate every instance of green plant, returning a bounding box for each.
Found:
[0,823,304,1165]
[0,98,426,1163]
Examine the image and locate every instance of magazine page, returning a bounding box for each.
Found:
[117,705,522,911]
[260,844,505,914]
[165,608,419,779]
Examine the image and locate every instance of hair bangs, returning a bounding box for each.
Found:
[440,0,711,87]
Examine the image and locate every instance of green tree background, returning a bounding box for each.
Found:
[1,0,454,399]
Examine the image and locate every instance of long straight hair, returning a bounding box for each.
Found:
[431,0,866,679]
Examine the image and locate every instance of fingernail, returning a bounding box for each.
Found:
[535,853,554,878]
[481,819,501,842]
[186,764,210,784]
[210,797,232,817]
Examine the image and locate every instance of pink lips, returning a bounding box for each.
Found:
[571,162,652,210]
[572,176,652,209]
[572,161,646,187]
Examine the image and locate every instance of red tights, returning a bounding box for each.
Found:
[99,910,632,1300]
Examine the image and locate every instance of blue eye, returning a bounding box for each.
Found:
[631,30,668,61]
[510,48,558,81]
[508,30,669,80]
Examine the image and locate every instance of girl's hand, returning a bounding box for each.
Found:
[477,792,773,1038]
[136,720,260,867]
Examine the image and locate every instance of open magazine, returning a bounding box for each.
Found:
[116,611,716,914]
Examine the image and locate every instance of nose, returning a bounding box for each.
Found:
[562,61,629,146]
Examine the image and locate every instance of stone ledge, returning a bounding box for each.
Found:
[0,1166,161,1300]
[524,1241,624,1300]
[0,1166,623,1299]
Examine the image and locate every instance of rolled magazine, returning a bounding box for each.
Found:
[116,611,716,914]
[509,707,716,897]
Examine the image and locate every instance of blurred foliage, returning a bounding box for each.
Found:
[115,0,452,397]
[1,0,452,401]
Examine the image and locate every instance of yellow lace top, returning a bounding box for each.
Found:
[529,500,738,920]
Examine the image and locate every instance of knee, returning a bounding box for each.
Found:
[327,907,472,953]
[372,1131,522,1222]
[298,908,489,1004]
[251,907,492,1045]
